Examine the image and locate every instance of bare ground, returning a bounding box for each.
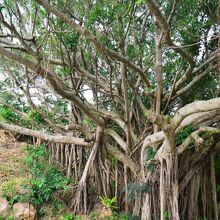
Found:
[0,130,28,197]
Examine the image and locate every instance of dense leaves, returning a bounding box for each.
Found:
[24,145,72,206]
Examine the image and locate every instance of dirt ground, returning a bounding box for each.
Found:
[0,130,28,197]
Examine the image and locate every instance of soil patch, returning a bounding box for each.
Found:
[0,130,28,197]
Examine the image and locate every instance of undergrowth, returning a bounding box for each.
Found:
[2,144,73,218]
[23,144,72,207]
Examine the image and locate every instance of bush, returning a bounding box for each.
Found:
[23,144,72,207]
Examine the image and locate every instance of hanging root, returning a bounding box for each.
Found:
[70,127,103,214]
[160,153,179,220]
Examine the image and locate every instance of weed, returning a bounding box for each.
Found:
[0,177,27,202]
[75,215,81,220]
[164,210,170,220]
[58,213,73,220]
[100,196,117,210]
[89,212,99,219]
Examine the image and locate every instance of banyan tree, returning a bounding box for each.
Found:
[0,0,220,219]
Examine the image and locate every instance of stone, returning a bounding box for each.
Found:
[13,202,36,220]
[0,197,9,218]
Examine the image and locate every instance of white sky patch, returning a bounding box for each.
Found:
[198,27,215,61]
[82,85,94,104]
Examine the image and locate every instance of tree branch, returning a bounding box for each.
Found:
[35,0,151,88]
[0,122,92,146]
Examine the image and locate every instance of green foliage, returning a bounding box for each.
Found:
[26,166,69,206]
[201,129,219,147]
[0,215,14,220]
[8,194,24,205]
[111,156,119,166]
[164,210,170,220]
[6,216,14,220]
[23,145,72,206]
[100,196,118,210]
[0,105,20,122]
[75,215,82,220]
[0,4,5,12]
[145,147,156,171]
[135,0,144,5]
[115,213,140,220]
[82,117,96,129]
[38,208,46,218]
[64,33,79,49]
[86,2,120,27]
[0,177,27,204]
[27,110,46,124]
[145,147,156,161]
[127,44,136,59]
[89,212,99,220]
[0,0,218,219]
[59,213,73,220]
[122,183,150,202]
[176,125,195,145]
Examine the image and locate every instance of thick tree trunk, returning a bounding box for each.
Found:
[159,153,179,220]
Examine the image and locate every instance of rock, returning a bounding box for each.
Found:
[13,202,36,220]
[0,197,9,218]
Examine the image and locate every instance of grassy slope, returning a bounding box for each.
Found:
[0,130,28,199]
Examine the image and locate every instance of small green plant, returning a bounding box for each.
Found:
[0,105,20,122]
[23,144,72,206]
[120,214,127,220]
[164,210,170,220]
[27,109,46,124]
[6,215,14,220]
[0,177,27,204]
[89,212,99,220]
[38,208,46,218]
[8,194,24,205]
[64,213,73,220]
[145,147,156,161]
[111,157,119,166]
[202,130,217,147]
[82,117,96,129]
[100,196,117,210]
[118,213,139,220]
[75,215,82,220]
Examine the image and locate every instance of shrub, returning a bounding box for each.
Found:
[23,144,72,207]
